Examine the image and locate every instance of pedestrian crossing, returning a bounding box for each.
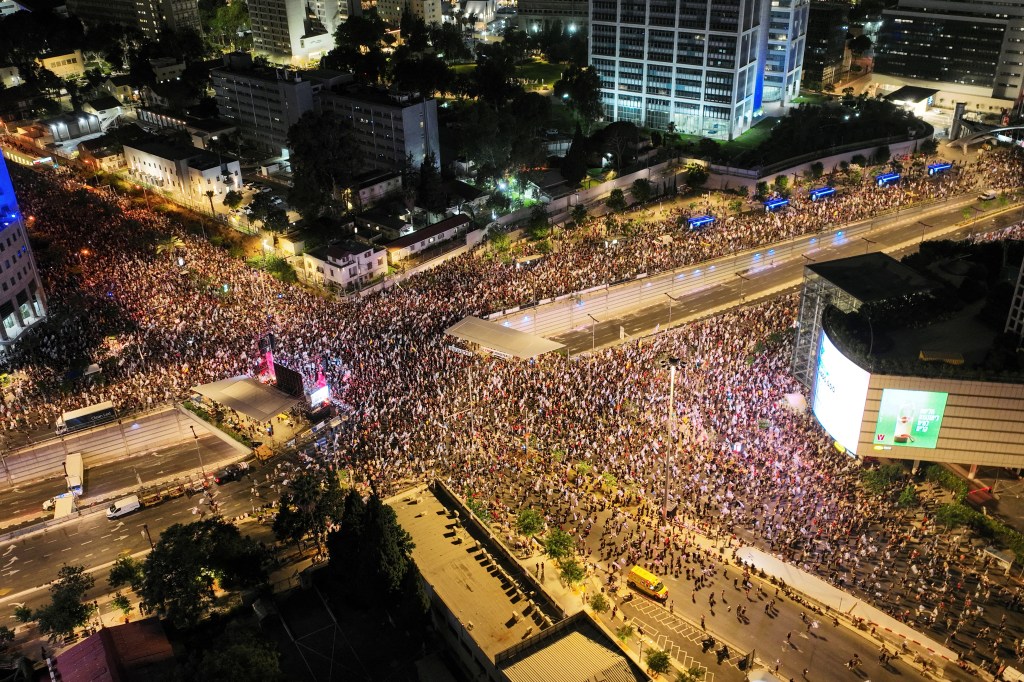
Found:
[622,598,748,681]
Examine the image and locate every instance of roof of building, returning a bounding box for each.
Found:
[185,117,235,134]
[445,316,564,359]
[497,613,647,682]
[885,85,939,104]
[124,141,200,162]
[56,618,175,682]
[353,169,401,189]
[447,179,486,202]
[325,84,430,108]
[86,96,122,112]
[325,239,379,261]
[107,74,134,87]
[807,252,934,304]
[387,214,470,249]
[42,111,99,127]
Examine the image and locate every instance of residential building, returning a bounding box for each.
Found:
[317,86,440,171]
[386,213,469,264]
[149,57,187,83]
[82,96,123,131]
[78,138,127,172]
[589,0,808,140]
[67,0,200,39]
[248,0,342,63]
[53,618,174,682]
[123,141,242,203]
[410,0,441,26]
[37,49,84,80]
[301,240,388,289]
[803,2,848,89]
[875,0,1024,104]
[343,170,403,211]
[104,75,138,105]
[518,0,585,35]
[66,0,136,27]
[212,53,350,155]
[0,157,47,343]
[0,65,23,89]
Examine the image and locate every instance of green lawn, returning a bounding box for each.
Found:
[719,117,779,157]
[450,60,566,89]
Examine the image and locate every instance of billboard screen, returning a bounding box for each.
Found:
[812,332,869,454]
[873,389,948,449]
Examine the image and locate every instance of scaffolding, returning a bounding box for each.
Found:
[791,268,865,387]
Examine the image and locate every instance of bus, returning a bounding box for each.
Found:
[56,400,117,435]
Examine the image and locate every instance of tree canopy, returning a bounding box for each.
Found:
[273,467,346,552]
[287,111,360,219]
[16,564,94,641]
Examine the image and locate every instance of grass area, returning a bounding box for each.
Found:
[792,93,829,105]
[451,63,476,75]
[516,59,565,87]
[721,117,778,153]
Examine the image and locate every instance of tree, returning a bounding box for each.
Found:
[561,124,588,186]
[873,144,891,165]
[155,235,185,259]
[631,179,653,204]
[197,625,281,682]
[488,230,511,253]
[19,564,95,641]
[526,204,550,239]
[697,137,720,159]
[646,648,671,675]
[287,111,360,218]
[600,121,639,169]
[615,624,635,642]
[273,467,346,553]
[553,65,602,130]
[543,528,574,560]
[774,175,789,193]
[676,666,704,682]
[558,557,586,585]
[685,163,708,188]
[391,54,453,97]
[263,208,288,233]
[849,34,872,54]
[108,554,145,591]
[754,181,769,199]
[223,190,243,209]
[322,13,392,82]
[606,188,627,212]
[417,153,446,216]
[517,508,544,537]
[920,138,939,156]
[809,161,825,179]
[589,592,610,613]
[205,190,216,215]
[111,592,133,616]
[571,203,589,228]
[140,518,268,628]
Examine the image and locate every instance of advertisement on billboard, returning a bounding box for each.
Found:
[812,332,870,454]
[873,389,948,449]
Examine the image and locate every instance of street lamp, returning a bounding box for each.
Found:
[861,236,877,254]
[657,354,683,517]
[664,292,680,326]
[917,220,932,244]
[735,273,749,302]
[587,313,600,352]
[189,425,206,475]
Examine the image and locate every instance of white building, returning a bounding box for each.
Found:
[123,141,242,204]
[344,170,403,211]
[589,0,808,140]
[301,241,388,289]
[82,97,123,132]
[0,158,46,343]
[386,213,469,264]
[248,0,342,63]
[149,57,186,83]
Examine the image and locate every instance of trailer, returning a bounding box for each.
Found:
[64,453,84,496]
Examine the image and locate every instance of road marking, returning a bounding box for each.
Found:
[115,535,129,541]
[3,571,16,577]
[2,547,13,557]
[80,540,93,545]
[61,547,70,551]
[85,554,93,559]
[100,533,112,539]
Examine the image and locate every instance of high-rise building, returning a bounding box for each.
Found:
[803,2,848,89]
[211,53,350,155]
[66,0,200,39]
[876,0,1024,102]
[247,0,342,63]
[589,0,808,140]
[317,86,440,171]
[518,0,586,35]
[0,158,47,343]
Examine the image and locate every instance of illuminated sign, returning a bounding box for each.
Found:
[873,389,948,449]
[764,198,789,212]
[687,215,715,230]
[811,333,869,454]
[309,385,330,406]
[809,187,835,201]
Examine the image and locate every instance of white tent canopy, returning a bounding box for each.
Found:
[445,316,564,359]
[192,375,301,422]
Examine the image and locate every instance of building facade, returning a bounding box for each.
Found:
[248,0,341,63]
[66,0,200,39]
[37,50,85,80]
[317,87,440,171]
[123,141,242,203]
[875,0,1024,103]
[0,157,47,343]
[518,0,586,34]
[589,0,807,139]
[301,241,388,289]
[803,2,848,89]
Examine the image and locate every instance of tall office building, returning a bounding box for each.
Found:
[0,158,47,343]
[803,2,848,89]
[66,0,200,39]
[248,0,342,63]
[518,0,587,34]
[876,0,1024,102]
[589,0,808,140]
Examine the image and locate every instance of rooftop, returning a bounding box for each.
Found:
[807,252,934,304]
[56,618,175,682]
[387,214,470,249]
[86,96,122,112]
[125,141,202,162]
[391,486,560,660]
[885,85,939,105]
[325,84,431,108]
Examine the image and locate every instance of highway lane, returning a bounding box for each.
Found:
[551,198,1022,355]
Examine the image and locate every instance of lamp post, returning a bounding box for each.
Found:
[657,354,682,517]
[189,425,206,476]
[917,220,932,244]
[861,236,877,254]
[587,314,600,352]
[735,273,749,303]
[664,292,680,326]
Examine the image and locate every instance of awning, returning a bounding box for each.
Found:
[192,375,302,422]
[445,316,564,359]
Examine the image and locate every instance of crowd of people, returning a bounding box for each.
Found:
[2,144,1024,674]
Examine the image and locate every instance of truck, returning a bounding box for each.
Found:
[64,452,83,496]
[56,400,117,435]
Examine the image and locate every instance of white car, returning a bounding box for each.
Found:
[979,190,998,201]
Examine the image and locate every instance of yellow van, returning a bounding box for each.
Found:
[627,565,668,602]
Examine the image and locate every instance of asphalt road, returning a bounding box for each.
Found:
[552,198,1023,355]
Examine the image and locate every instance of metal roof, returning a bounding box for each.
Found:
[192,375,301,421]
[806,252,934,304]
[445,316,564,359]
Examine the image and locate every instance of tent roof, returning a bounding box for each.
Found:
[192,375,301,421]
[445,316,564,359]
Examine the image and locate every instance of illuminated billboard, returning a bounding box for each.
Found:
[812,332,869,454]
[873,389,948,449]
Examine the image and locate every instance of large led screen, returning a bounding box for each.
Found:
[873,389,948,449]
[811,332,870,454]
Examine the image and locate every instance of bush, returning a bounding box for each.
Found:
[861,462,904,495]
[924,464,968,502]
[897,484,919,509]
[646,649,671,674]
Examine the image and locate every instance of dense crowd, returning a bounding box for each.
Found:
[2,145,1023,674]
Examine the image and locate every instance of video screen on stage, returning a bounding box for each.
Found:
[811,332,869,454]
[873,389,948,449]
